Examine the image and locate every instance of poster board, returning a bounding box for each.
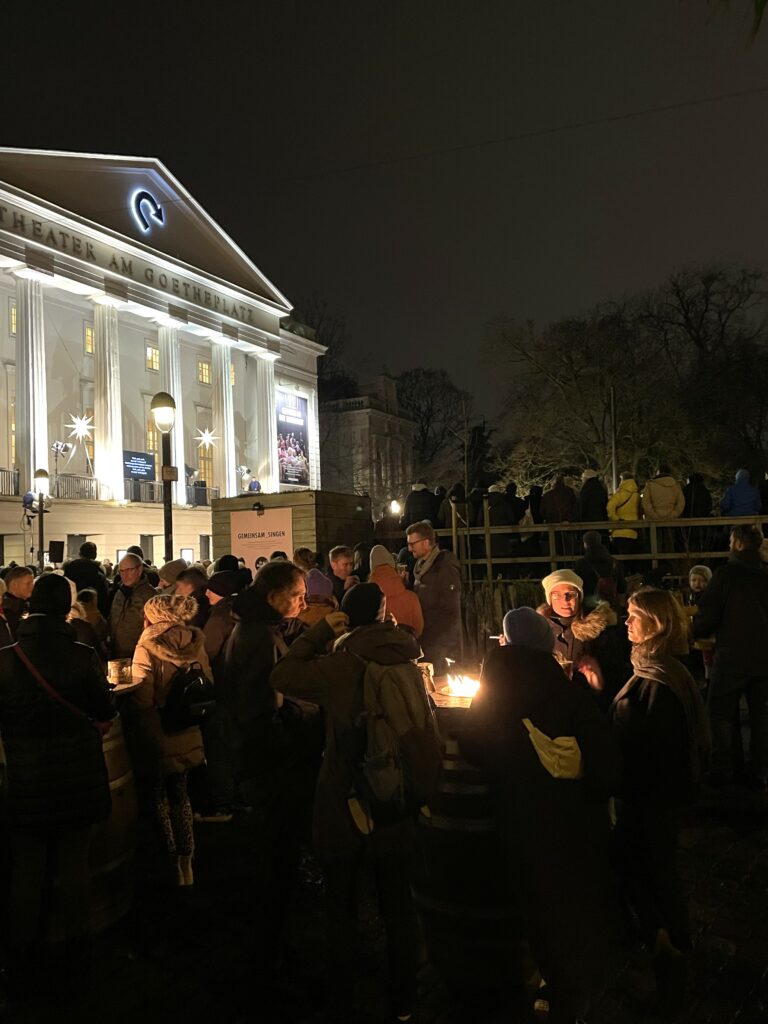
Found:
[230,508,294,568]
[276,391,310,486]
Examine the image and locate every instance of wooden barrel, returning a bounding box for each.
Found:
[412,724,528,1008]
[88,713,138,932]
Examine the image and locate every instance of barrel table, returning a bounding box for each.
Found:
[89,710,139,932]
[412,701,529,1014]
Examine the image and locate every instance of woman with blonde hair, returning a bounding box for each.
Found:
[130,593,211,886]
[611,587,709,1014]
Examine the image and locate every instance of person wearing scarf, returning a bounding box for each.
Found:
[130,593,210,886]
[611,588,709,1015]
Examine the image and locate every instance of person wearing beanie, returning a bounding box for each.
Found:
[688,565,712,599]
[298,566,338,628]
[271,580,426,1023]
[501,606,555,653]
[157,558,188,593]
[129,593,210,887]
[203,570,240,672]
[538,568,629,708]
[175,567,211,629]
[0,566,116,980]
[461,605,622,1024]
[368,545,424,637]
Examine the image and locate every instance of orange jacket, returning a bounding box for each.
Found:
[368,564,424,637]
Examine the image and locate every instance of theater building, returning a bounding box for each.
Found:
[0,148,324,565]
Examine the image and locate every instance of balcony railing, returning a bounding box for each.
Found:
[123,478,164,503]
[53,474,100,500]
[186,484,220,506]
[0,468,19,496]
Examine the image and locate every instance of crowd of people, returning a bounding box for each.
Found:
[0,514,766,1023]
[376,467,768,570]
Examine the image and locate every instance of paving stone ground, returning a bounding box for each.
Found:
[6,783,768,1024]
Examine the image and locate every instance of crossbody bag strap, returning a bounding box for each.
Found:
[12,643,97,729]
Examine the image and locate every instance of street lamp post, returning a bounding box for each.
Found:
[33,468,49,574]
[151,392,177,564]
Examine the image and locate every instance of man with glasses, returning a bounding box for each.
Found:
[108,553,156,658]
[406,520,462,676]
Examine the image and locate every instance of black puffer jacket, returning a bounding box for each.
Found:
[0,615,116,831]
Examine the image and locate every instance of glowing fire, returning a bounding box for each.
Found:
[439,674,481,698]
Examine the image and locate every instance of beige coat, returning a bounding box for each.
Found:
[641,475,685,521]
[131,624,210,776]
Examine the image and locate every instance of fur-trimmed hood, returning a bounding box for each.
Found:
[537,600,617,640]
[137,623,206,664]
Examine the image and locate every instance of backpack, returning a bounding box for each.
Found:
[353,658,443,815]
[158,662,216,734]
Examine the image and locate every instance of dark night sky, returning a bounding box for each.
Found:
[5,2,768,408]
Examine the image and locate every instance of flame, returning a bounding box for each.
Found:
[440,674,481,698]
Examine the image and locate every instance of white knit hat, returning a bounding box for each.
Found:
[541,569,584,604]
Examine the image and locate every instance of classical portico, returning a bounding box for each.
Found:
[0,148,325,564]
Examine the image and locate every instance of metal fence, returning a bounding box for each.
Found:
[53,474,100,500]
[376,501,768,583]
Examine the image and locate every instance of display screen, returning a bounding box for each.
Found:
[276,393,310,486]
[123,451,156,481]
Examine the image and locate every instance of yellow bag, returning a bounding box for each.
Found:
[522,718,583,779]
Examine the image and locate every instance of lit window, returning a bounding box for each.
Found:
[198,449,213,487]
[146,416,160,477]
[9,302,17,338]
[146,344,160,372]
[84,324,94,354]
[197,360,211,385]
[230,362,236,387]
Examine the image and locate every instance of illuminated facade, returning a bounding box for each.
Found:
[0,149,324,564]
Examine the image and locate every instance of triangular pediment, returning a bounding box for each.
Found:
[0,148,290,309]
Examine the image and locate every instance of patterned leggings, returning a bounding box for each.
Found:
[154,771,194,857]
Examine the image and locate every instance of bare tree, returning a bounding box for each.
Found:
[396,368,473,469]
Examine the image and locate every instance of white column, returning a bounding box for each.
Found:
[158,326,185,504]
[14,274,48,494]
[93,300,124,501]
[254,354,279,492]
[211,340,237,498]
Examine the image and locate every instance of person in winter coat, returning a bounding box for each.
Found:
[297,566,338,628]
[693,524,768,786]
[270,583,426,1024]
[175,567,211,628]
[63,541,110,616]
[406,520,462,675]
[681,472,713,518]
[109,553,156,658]
[223,560,323,968]
[1,565,34,644]
[400,479,439,527]
[719,468,761,518]
[471,483,513,559]
[538,569,630,709]
[130,594,210,886]
[611,588,709,1014]
[504,481,527,525]
[0,573,115,992]
[540,476,578,523]
[157,558,188,594]
[576,469,608,523]
[368,544,424,636]
[574,531,627,610]
[462,607,623,1024]
[436,481,469,535]
[641,466,685,520]
[607,473,642,559]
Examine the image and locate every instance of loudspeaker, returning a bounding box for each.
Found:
[48,540,65,563]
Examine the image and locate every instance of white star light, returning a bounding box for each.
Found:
[195,427,218,450]
[66,413,94,442]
